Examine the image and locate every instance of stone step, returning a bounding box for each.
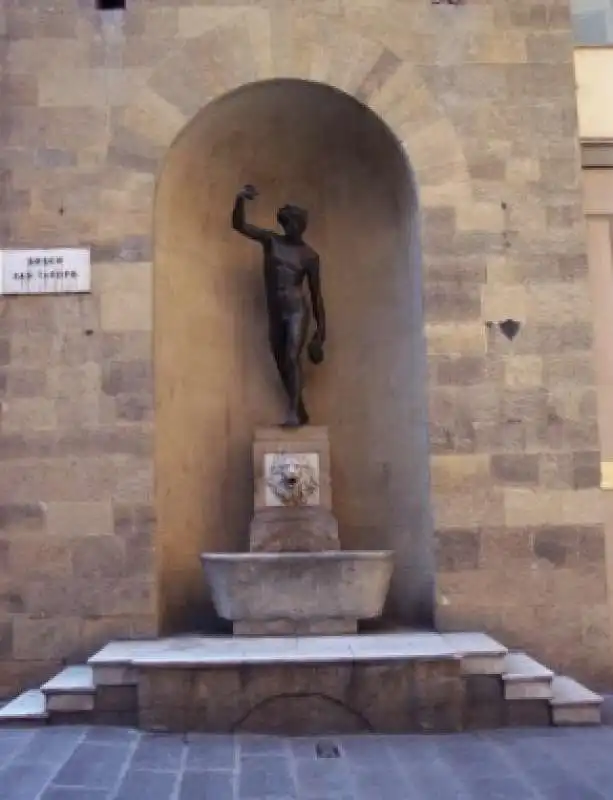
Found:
[502,652,553,700]
[442,632,508,675]
[91,632,458,676]
[41,666,95,713]
[550,676,602,726]
[0,690,47,725]
[89,638,167,686]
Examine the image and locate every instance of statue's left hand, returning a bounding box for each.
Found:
[307,333,324,365]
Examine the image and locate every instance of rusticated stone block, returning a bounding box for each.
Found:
[95,685,137,714]
[9,536,72,578]
[533,526,578,567]
[90,237,152,264]
[434,356,486,387]
[506,699,551,727]
[5,368,46,397]
[71,536,126,579]
[348,662,417,733]
[0,503,44,532]
[188,667,244,732]
[577,526,606,563]
[46,501,113,538]
[138,668,192,710]
[0,622,13,658]
[572,451,600,489]
[101,360,152,396]
[12,616,81,661]
[424,284,481,323]
[100,332,152,362]
[411,659,465,733]
[0,339,10,366]
[463,675,505,730]
[435,529,480,572]
[491,454,539,485]
[138,668,193,732]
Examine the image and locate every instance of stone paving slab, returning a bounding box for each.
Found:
[1,725,613,798]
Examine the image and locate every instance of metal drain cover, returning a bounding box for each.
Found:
[315,740,340,759]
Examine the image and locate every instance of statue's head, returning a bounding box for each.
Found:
[277,204,307,239]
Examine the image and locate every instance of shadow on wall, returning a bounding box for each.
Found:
[154,78,433,633]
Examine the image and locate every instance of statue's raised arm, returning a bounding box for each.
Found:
[232,185,273,243]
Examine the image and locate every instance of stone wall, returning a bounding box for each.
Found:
[0,0,609,693]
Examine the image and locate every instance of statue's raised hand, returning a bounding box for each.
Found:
[238,184,258,201]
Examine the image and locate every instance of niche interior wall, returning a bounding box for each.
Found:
[154,79,431,632]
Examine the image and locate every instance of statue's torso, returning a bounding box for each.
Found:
[264,236,314,316]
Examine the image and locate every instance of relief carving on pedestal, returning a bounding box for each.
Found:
[265,452,320,507]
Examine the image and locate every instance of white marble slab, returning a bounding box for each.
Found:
[348,633,456,661]
[93,632,463,668]
[442,632,507,656]
[503,652,554,682]
[0,690,46,721]
[551,676,602,707]
[89,638,197,665]
[41,666,94,695]
[551,676,602,725]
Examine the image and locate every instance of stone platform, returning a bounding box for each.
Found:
[0,632,603,735]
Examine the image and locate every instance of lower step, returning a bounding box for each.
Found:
[42,666,95,713]
[0,690,47,725]
[551,676,602,726]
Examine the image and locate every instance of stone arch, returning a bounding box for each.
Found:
[117,13,469,197]
[232,692,373,735]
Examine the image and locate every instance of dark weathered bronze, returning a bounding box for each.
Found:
[232,185,326,427]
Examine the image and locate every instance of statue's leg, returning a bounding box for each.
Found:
[269,319,291,397]
[283,310,309,427]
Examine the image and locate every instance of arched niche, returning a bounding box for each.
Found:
[154,79,433,632]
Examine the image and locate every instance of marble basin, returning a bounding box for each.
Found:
[200,551,394,635]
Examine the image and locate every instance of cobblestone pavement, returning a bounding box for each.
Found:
[1,725,613,799]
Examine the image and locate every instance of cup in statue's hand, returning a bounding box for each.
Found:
[240,184,258,200]
[308,337,324,365]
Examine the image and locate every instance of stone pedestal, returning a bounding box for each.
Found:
[253,426,332,511]
[250,507,339,553]
[201,425,394,637]
[249,426,339,554]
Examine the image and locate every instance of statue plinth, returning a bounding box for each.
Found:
[249,426,339,553]
[252,426,332,511]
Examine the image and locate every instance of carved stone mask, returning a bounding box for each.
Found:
[266,453,319,506]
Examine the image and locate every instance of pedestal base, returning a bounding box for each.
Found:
[249,506,339,552]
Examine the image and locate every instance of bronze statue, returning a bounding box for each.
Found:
[232,185,326,427]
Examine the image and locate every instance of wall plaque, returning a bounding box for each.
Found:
[0,248,91,295]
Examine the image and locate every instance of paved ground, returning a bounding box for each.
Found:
[2,726,613,799]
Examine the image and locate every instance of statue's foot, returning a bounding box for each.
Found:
[281,413,301,428]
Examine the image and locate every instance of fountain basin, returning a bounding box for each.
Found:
[200,550,394,635]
